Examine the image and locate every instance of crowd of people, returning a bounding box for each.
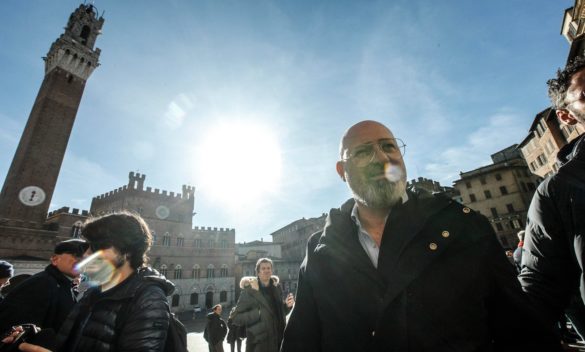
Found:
[1,57,585,351]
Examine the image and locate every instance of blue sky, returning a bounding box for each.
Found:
[0,1,573,243]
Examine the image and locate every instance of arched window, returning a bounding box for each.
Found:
[162,233,171,247]
[172,294,180,307]
[80,25,91,45]
[207,264,215,279]
[192,264,201,279]
[160,264,168,277]
[220,290,227,302]
[152,230,157,245]
[220,264,228,278]
[193,237,202,248]
[220,239,228,249]
[208,239,214,249]
[177,234,184,247]
[174,265,182,279]
[190,292,199,305]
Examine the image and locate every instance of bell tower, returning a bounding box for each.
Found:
[0,4,104,225]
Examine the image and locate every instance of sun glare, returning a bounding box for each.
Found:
[196,121,282,207]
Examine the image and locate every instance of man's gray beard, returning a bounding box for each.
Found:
[350,177,407,208]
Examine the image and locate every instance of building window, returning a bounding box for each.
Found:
[490,207,498,217]
[220,264,228,278]
[484,190,492,199]
[160,264,168,277]
[192,264,200,279]
[520,182,527,192]
[177,237,184,247]
[172,294,180,307]
[469,194,476,202]
[152,231,157,245]
[208,239,214,249]
[220,240,228,249]
[163,233,171,247]
[190,292,199,305]
[495,223,503,231]
[506,204,515,213]
[495,174,502,181]
[194,238,202,248]
[499,186,508,195]
[174,265,183,279]
[512,219,523,229]
[465,181,472,189]
[207,265,215,278]
[480,177,486,185]
[220,291,227,302]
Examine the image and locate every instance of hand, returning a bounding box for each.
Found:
[285,293,295,308]
[19,342,52,352]
[1,326,23,344]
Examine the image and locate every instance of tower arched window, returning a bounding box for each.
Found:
[172,294,180,307]
[220,264,228,278]
[152,230,157,245]
[160,264,168,277]
[207,264,215,279]
[174,264,182,279]
[220,290,227,302]
[193,236,202,248]
[80,25,91,45]
[177,234,184,247]
[192,264,201,279]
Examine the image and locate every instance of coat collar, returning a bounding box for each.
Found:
[240,276,280,316]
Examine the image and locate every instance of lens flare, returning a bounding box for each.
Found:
[384,164,404,182]
[75,250,115,286]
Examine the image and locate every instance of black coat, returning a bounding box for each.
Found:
[233,276,289,352]
[282,190,560,352]
[519,134,585,327]
[206,312,227,345]
[0,265,76,333]
[54,267,174,352]
[227,317,246,344]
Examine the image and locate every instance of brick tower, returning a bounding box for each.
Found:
[0,4,104,225]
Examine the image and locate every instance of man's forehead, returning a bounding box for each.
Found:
[570,68,585,88]
[342,122,394,149]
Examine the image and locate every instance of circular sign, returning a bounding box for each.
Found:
[155,205,170,219]
[18,186,46,206]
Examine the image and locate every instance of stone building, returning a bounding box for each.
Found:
[407,177,460,201]
[453,145,541,249]
[236,240,282,258]
[562,0,585,62]
[519,108,584,179]
[0,4,104,262]
[90,172,236,312]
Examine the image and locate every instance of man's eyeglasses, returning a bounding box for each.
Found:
[342,138,406,167]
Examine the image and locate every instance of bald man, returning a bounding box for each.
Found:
[281,121,560,351]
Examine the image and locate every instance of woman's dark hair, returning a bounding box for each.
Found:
[82,211,153,269]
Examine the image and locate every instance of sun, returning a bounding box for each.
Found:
[195,121,282,207]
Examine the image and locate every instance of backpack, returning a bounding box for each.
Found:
[116,286,188,352]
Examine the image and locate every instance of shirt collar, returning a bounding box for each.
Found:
[350,191,409,226]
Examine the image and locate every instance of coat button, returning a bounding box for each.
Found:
[441,231,450,238]
[462,207,471,214]
[429,243,438,250]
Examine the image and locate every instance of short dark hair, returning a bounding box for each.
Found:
[82,211,152,269]
[547,56,585,109]
[255,257,273,274]
[0,261,13,279]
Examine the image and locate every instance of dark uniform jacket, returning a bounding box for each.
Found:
[0,264,76,333]
[519,134,585,327]
[205,312,227,345]
[282,190,560,352]
[233,276,289,352]
[54,267,173,352]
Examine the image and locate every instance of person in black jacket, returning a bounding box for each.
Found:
[0,260,14,302]
[282,120,561,352]
[519,56,585,342]
[0,239,87,333]
[205,304,227,352]
[6,211,173,352]
[226,307,245,352]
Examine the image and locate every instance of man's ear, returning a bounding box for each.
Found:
[336,161,346,182]
[50,255,58,266]
[557,108,579,126]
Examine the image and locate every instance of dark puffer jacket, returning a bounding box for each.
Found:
[519,134,585,327]
[232,276,289,352]
[54,267,174,352]
[0,264,76,333]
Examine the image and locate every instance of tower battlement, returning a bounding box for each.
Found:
[47,207,89,218]
[193,226,235,234]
